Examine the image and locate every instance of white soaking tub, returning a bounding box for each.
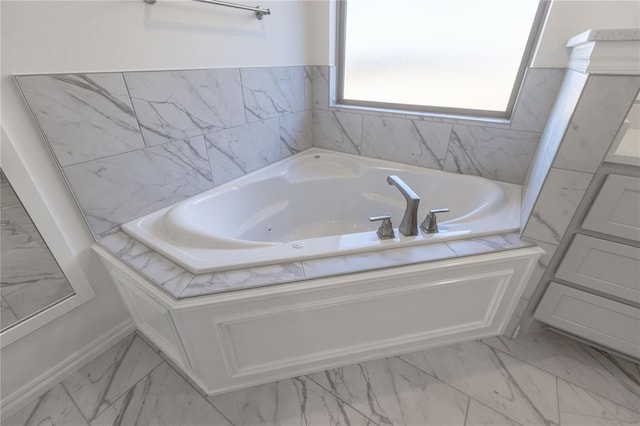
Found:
[122,148,521,274]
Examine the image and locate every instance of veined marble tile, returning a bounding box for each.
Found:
[521,149,552,229]
[4,384,88,426]
[482,330,640,413]
[124,69,246,146]
[539,71,588,165]
[400,340,559,425]
[241,66,311,122]
[280,110,313,157]
[309,356,469,426]
[0,295,18,330]
[63,334,163,422]
[520,239,557,301]
[99,231,193,296]
[205,118,281,186]
[64,136,213,236]
[361,115,452,169]
[558,378,640,426]
[1,172,21,208]
[3,276,73,320]
[301,242,456,279]
[209,375,376,425]
[90,362,230,426]
[511,68,565,133]
[445,233,532,257]
[313,110,363,155]
[554,75,640,173]
[522,168,592,245]
[2,204,45,251]
[466,399,520,426]
[310,65,331,110]
[443,126,541,184]
[180,262,305,297]
[17,73,145,167]
[1,242,68,297]
[520,70,588,227]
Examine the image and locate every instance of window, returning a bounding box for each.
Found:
[338,0,547,118]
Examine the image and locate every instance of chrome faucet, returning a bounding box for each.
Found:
[386,175,420,236]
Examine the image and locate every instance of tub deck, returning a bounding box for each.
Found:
[98,229,534,299]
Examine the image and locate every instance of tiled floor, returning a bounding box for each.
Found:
[5,329,639,425]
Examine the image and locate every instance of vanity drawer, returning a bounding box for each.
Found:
[534,282,640,359]
[582,174,640,242]
[556,234,640,303]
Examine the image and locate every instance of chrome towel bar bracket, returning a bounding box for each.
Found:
[144,0,271,20]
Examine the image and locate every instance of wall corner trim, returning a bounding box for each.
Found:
[567,29,640,75]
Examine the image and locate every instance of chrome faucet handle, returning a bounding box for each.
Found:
[369,215,395,240]
[420,208,450,234]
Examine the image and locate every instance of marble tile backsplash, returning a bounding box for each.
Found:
[17,65,563,237]
[17,67,314,237]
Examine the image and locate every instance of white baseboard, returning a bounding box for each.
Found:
[0,319,136,421]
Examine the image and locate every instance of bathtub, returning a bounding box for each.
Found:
[122,148,521,274]
[98,148,542,396]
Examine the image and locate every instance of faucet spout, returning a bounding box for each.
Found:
[386,175,420,236]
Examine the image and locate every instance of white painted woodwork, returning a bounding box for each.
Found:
[557,234,640,304]
[109,267,192,372]
[534,282,640,359]
[582,174,640,242]
[94,245,542,396]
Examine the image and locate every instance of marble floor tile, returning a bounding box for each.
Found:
[308,356,469,426]
[4,384,88,426]
[482,330,640,412]
[90,362,230,426]
[558,378,640,426]
[62,334,163,422]
[1,294,19,330]
[399,340,559,425]
[465,399,520,426]
[209,376,376,425]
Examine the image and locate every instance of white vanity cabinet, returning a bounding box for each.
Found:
[535,174,640,359]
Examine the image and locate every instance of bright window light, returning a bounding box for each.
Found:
[340,0,542,116]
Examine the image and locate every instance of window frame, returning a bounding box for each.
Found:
[336,0,550,120]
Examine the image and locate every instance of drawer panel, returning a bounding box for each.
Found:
[534,282,640,359]
[583,174,640,242]
[556,234,640,303]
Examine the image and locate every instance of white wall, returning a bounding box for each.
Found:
[532,0,640,68]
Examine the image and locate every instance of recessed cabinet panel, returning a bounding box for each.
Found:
[583,174,640,242]
[534,282,640,358]
[110,268,191,370]
[556,234,640,304]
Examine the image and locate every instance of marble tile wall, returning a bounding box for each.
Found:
[18,65,564,238]
[0,171,74,330]
[312,66,565,185]
[17,67,314,237]
[510,74,640,336]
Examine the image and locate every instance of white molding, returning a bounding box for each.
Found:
[0,319,136,421]
[567,31,640,75]
[0,127,96,348]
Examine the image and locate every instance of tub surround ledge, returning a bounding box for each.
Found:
[97,230,535,299]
